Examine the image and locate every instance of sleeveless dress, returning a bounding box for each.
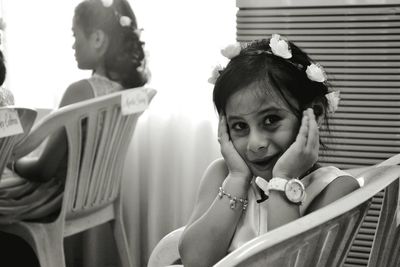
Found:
[0,86,14,106]
[0,74,122,223]
[228,166,361,252]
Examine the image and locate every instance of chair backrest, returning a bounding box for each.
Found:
[12,88,152,219]
[0,107,37,177]
[213,165,400,267]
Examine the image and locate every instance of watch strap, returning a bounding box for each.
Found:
[268,177,288,192]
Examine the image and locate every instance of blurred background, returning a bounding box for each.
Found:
[0,0,236,266]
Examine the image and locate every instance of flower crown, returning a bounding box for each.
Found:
[209,34,340,113]
[101,0,137,32]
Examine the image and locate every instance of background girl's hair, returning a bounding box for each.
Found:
[74,0,147,89]
[0,50,6,85]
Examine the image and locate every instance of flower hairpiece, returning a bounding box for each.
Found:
[221,43,241,59]
[120,16,132,27]
[137,50,151,81]
[269,34,292,59]
[325,91,340,113]
[208,64,224,84]
[101,0,113,7]
[209,34,338,112]
[306,63,327,83]
[134,28,143,38]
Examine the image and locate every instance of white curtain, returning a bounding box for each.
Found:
[123,1,236,265]
[2,0,237,266]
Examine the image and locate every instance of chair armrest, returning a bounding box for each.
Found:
[214,165,400,267]
[148,226,185,267]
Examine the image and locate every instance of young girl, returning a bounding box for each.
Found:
[179,34,360,266]
[0,0,154,221]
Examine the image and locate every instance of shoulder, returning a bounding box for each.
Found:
[59,79,95,107]
[307,173,359,213]
[185,158,228,223]
[197,158,228,197]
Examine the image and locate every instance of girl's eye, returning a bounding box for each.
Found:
[231,122,248,131]
[264,115,281,126]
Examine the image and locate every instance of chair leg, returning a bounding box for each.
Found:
[112,217,133,267]
[1,222,66,267]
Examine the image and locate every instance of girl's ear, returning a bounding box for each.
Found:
[91,30,109,52]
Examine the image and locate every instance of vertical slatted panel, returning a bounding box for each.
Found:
[236,2,400,266]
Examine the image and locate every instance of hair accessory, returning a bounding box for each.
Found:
[218,187,248,211]
[137,50,151,79]
[134,28,143,38]
[325,91,340,113]
[306,63,327,83]
[208,64,224,84]
[221,43,241,59]
[269,34,292,59]
[119,16,132,27]
[101,0,113,7]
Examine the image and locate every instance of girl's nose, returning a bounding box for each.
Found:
[247,130,269,153]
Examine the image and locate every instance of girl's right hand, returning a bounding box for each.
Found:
[272,108,319,179]
[218,115,252,182]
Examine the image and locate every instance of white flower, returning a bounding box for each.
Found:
[134,28,143,38]
[208,64,224,84]
[137,51,151,81]
[269,34,292,59]
[120,16,132,27]
[325,91,340,113]
[221,43,241,59]
[101,0,113,7]
[306,63,327,83]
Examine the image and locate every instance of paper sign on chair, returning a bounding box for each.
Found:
[121,87,149,115]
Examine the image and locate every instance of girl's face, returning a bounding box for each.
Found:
[225,83,300,179]
[72,20,97,70]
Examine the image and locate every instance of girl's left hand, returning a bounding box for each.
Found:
[272,108,319,179]
[218,115,253,182]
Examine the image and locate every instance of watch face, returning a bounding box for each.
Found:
[285,179,306,203]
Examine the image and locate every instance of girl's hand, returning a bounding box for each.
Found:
[272,108,319,179]
[218,115,252,181]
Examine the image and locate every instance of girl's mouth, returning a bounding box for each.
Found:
[248,155,277,172]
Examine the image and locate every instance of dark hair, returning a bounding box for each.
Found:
[0,50,6,85]
[213,38,331,122]
[74,0,147,88]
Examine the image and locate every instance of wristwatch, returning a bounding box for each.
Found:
[268,177,306,204]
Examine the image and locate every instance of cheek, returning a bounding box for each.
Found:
[231,137,248,158]
[276,127,299,150]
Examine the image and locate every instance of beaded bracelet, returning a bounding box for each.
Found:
[218,187,248,211]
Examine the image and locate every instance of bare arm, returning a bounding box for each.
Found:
[179,115,253,267]
[306,175,360,213]
[14,80,94,181]
[179,158,250,267]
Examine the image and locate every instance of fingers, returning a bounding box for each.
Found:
[295,108,319,150]
[305,108,319,150]
[295,110,309,146]
[218,115,230,144]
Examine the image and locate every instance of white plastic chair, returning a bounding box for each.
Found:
[0,88,155,267]
[148,165,400,267]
